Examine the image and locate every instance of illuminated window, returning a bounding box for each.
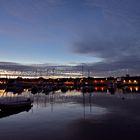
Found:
[134,80,137,83]
[129,80,132,83]
[101,87,104,91]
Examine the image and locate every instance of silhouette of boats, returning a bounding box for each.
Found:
[5,81,24,94]
[60,85,68,93]
[5,86,24,94]
[108,82,116,94]
[0,104,32,118]
[0,98,33,111]
[81,86,94,93]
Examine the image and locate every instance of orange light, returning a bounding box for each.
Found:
[123,80,126,83]
[64,82,74,85]
[134,80,137,83]
[129,80,132,83]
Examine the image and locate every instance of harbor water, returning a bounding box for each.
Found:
[0,90,140,140]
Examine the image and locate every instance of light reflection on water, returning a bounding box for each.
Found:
[0,91,140,140]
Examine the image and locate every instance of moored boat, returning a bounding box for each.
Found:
[0,105,32,118]
[0,98,33,111]
[108,82,116,94]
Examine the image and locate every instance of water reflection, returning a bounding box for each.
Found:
[0,89,140,140]
[1,85,140,97]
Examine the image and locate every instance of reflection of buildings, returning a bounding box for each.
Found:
[63,76,140,92]
[120,76,140,92]
[64,77,115,92]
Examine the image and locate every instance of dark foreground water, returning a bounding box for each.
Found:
[0,90,140,140]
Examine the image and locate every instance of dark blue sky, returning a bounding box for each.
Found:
[0,0,101,64]
[0,0,140,75]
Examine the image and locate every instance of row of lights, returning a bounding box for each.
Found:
[94,87,139,92]
[129,87,139,91]
[94,80,105,83]
[95,87,106,91]
[123,80,138,84]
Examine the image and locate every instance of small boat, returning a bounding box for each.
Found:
[5,86,24,94]
[81,86,94,93]
[0,105,32,118]
[5,81,24,94]
[0,98,33,111]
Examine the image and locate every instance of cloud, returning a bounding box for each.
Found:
[0,61,76,73]
[1,0,65,21]
[85,0,140,30]
[0,0,140,77]
[0,0,72,45]
[0,62,36,71]
[74,31,140,61]
[72,0,140,75]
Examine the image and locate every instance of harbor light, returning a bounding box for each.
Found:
[130,87,133,92]
[135,87,139,91]
[123,80,126,83]
[101,87,104,91]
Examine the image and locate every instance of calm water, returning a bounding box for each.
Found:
[0,90,140,140]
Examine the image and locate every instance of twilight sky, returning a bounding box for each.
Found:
[0,0,140,76]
